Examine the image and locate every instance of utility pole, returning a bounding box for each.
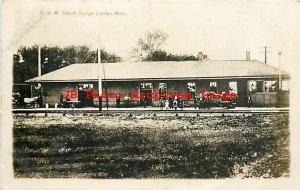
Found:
[103,57,109,111]
[98,37,102,111]
[278,52,282,90]
[37,45,42,107]
[38,45,42,76]
[277,52,283,108]
[264,46,267,64]
[97,36,109,111]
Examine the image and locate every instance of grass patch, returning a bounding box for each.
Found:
[13,113,289,178]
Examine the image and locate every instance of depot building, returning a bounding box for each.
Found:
[26,58,290,108]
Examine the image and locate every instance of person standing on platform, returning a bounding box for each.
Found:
[124,95,130,108]
[179,98,184,110]
[159,98,164,110]
[38,89,43,108]
[173,98,178,110]
[98,95,102,111]
[59,93,64,108]
[168,96,173,110]
[165,98,169,110]
[142,95,147,108]
[194,96,198,109]
[116,93,121,108]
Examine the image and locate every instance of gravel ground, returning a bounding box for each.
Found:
[13,112,289,178]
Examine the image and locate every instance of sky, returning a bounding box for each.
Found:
[4,0,300,73]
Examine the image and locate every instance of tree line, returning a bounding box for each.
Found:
[13,30,200,84]
[13,45,121,84]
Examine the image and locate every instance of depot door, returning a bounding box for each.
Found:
[78,84,94,107]
[140,83,152,106]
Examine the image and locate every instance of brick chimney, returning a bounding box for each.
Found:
[198,52,204,62]
[246,51,250,61]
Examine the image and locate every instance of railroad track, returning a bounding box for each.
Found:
[12,108,289,114]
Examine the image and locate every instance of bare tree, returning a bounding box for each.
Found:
[130,30,168,61]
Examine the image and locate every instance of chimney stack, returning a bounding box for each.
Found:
[198,52,204,62]
[246,51,250,61]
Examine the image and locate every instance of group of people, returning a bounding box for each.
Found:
[116,93,130,108]
[158,96,184,110]
[113,93,242,109]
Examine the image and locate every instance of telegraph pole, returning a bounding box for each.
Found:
[103,56,109,111]
[277,52,283,108]
[264,46,267,64]
[278,52,282,90]
[37,45,42,107]
[38,45,42,77]
[97,36,108,111]
[98,37,102,111]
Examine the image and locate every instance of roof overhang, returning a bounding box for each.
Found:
[26,75,291,83]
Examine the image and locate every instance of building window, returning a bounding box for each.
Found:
[248,80,257,92]
[140,83,152,89]
[264,81,277,92]
[248,80,263,92]
[187,82,196,99]
[229,81,238,93]
[282,80,289,91]
[159,83,167,100]
[78,84,94,90]
[209,82,217,92]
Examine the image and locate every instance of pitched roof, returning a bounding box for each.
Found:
[26,60,290,82]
